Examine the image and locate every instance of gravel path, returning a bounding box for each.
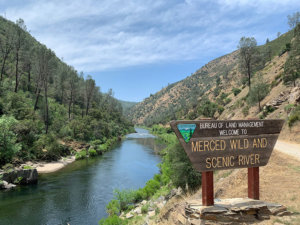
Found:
[275,140,300,161]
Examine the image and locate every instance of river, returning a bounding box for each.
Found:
[0,128,162,225]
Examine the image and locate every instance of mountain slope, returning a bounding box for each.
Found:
[127,29,296,128]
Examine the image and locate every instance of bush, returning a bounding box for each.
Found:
[232,88,241,96]
[98,215,127,225]
[75,150,87,160]
[141,204,149,214]
[113,189,136,211]
[166,143,201,190]
[88,148,98,157]
[33,134,62,161]
[0,115,21,165]
[106,199,120,216]
[242,106,250,116]
[288,105,300,127]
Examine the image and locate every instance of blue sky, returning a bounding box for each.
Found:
[1,0,299,102]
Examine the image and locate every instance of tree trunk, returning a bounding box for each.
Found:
[0,57,7,81]
[34,89,41,111]
[27,67,31,91]
[44,81,49,134]
[68,90,73,120]
[14,51,19,93]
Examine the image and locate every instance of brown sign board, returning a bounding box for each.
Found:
[170,119,284,172]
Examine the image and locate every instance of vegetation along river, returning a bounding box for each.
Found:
[0,128,162,225]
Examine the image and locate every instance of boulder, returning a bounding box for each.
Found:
[1,169,38,185]
[0,181,16,190]
[288,87,300,104]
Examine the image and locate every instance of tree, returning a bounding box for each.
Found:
[0,115,21,165]
[238,37,258,88]
[288,11,300,29]
[85,75,95,116]
[67,67,79,120]
[284,24,300,86]
[248,75,269,111]
[0,23,14,82]
[34,47,56,133]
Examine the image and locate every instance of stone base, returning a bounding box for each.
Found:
[185,198,291,225]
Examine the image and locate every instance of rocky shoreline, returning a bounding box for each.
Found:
[0,156,76,190]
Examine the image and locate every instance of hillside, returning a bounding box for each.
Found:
[0,16,134,166]
[127,27,299,142]
[119,100,138,115]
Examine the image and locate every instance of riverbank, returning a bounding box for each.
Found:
[23,156,76,174]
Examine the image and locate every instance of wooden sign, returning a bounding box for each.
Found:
[170,119,284,172]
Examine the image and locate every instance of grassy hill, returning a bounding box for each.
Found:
[127,27,300,142]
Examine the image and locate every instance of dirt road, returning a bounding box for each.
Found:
[275,140,300,161]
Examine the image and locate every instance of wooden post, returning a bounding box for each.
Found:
[248,167,259,200]
[202,171,214,206]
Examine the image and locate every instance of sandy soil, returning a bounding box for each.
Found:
[275,140,300,161]
[29,156,76,173]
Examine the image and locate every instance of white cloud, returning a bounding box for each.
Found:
[1,0,299,73]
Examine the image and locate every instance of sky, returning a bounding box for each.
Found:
[1,0,299,102]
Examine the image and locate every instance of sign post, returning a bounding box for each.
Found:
[170,119,284,206]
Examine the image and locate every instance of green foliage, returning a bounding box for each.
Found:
[197,99,218,118]
[288,105,300,127]
[232,88,241,96]
[166,143,201,190]
[113,189,136,211]
[247,76,269,111]
[98,215,127,225]
[88,148,98,157]
[33,133,69,161]
[75,150,87,160]
[0,16,134,165]
[141,204,149,214]
[23,165,33,169]
[242,106,250,116]
[106,199,121,216]
[0,115,21,165]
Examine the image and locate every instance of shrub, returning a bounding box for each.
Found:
[106,199,120,216]
[141,204,149,214]
[88,148,98,157]
[288,105,300,127]
[23,165,33,169]
[232,88,241,96]
[166,143,201,190]
[0,115,21,165]
[33,134,62,161]
[144,179,160,197]
[75,150,87,160]
[98,215,127,225]
[113,189,136,211]
[242,106,250,117]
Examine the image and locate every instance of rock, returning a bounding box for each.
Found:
[0,181,16,190]
[288,87,300,104]
[185,198,290,224]
[148,210,155,217]
[125,212,134,219]
[157,202,164,209]
[157,196,165,203]
[166,187,183,200]
[133,207,142,214]
[1,169,38,185]
[141,200,147,205]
